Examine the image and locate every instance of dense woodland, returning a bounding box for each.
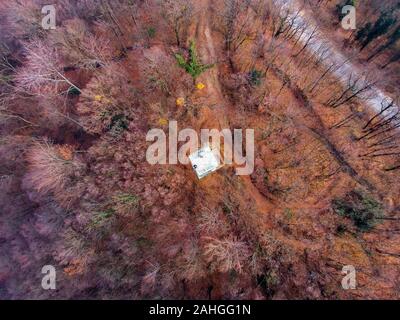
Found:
[1,0,400,299]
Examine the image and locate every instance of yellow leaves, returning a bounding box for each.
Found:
[196,82,205,90]
[94,95,111,104]
[158,118,168,126]
[176,97,185,107]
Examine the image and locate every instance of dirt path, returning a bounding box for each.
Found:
[190,0,275,215]
[189,1,339,254]
[194,1,225,111]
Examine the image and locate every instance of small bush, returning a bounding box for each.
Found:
[203,236,250,274]
[248,69,263,86]
[332,190,384,231]
[3,1,44,39]
[77,64,138,135]
[108,114,129,137]
[336,224,347,235]
[112,193,140,216]
[67,86,81,96]
[146,27,156,39]
[284,208,294,221]
[257,270,279,296]
[175,40,214,80]
[50,18,114,69]
[90,209,115,228]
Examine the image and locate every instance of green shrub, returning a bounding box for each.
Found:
[257,270,279,297]
[146,27,156,39]
[112,193,140,216]
[248,69,263,86]
[175,40,214,80]
[90,208,115,228]
[332,190,384,231]
[67,86,81,96]
[114,193,140,206]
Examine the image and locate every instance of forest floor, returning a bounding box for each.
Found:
[190,0,275,215]
[186,0,400,299]
[1,0,400,300]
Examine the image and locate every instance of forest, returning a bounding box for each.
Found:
[0,0,400,299]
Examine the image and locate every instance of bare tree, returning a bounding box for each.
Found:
[14,40,81,96]
[274,8,302,40]
[305,55,355,94]
[25,140,85,207]
[249,0,272,27]
[158,0,194,47]
[1,0,44,39]
[293,25,318,57]
[203,236,250,274]
[358,97,400,159]
[216,0,255,70]
[51,19,114,70]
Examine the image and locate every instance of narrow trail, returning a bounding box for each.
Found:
[190,1,336,252]
[190,0,275,215]
[194,1,225,108]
